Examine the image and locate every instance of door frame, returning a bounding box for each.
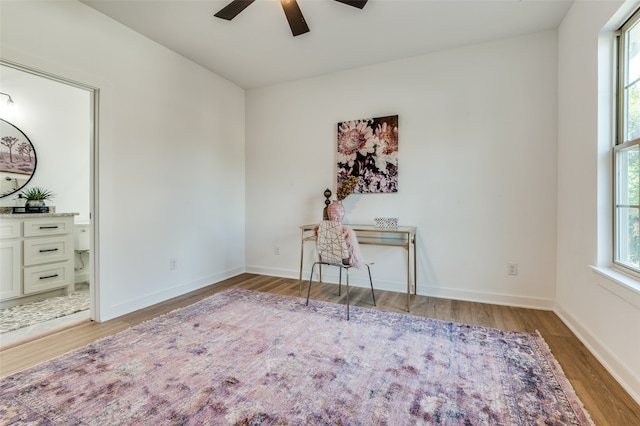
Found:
[0,58,100,321]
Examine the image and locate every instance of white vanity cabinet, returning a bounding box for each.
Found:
[0,214,75,304]
[0,221,21,300]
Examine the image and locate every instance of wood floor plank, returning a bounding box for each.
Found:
[1,273,638,425]
[468,301,496,328]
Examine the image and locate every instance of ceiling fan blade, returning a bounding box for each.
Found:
[214,0,256,20]
[280,0,310,37]
[334,0,368,9]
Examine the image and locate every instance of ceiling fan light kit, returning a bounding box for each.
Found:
[214,0,368,37]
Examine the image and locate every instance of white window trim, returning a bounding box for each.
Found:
[591,265,640,309]
[613,9,640,275]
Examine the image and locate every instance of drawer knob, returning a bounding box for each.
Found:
[39,274,59,280]
[39,248,59,253]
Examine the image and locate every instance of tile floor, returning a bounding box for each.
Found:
[0,310,91,348]
[0,283,91,348]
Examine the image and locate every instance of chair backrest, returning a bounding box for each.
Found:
[316,220,349,265]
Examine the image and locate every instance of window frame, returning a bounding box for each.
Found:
[614,8,640,275]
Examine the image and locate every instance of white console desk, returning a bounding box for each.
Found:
[299,224,417,311]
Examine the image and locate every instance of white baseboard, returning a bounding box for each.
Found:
[98,267,245,322]
[554,303,640,406]
[245,266,555,310]
[421,285,555,310]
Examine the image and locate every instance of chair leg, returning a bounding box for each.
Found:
[366,264,376,306]
[338,268,342,296]
[307,262,355,320]
[345,268,350,320]
[306,263,317,306]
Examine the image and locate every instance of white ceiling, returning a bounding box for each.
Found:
[81,0,573,89]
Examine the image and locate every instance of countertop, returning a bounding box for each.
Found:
[0,212,78,218]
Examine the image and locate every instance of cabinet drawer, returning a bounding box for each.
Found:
[24,261,72,295]
[24,235,73,266]
[0,220,21,239]
[23,218,71,237]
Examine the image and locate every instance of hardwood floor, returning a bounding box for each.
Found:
[1,273,639,425]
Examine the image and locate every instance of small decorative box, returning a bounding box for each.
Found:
[15,206,49,214]
[374,217,398,229]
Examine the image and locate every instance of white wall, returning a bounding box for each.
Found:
[0,65,91,223]
[557,0,640,404]
[1,0,638,407]
[0,1,247,320]
[246,30,559,309]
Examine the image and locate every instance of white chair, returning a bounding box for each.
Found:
[306,220,376,320]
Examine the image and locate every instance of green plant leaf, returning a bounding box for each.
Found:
[20,186,55,200]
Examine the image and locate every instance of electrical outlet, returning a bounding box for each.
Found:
[170,258,178,270]
[507,263,518,276]
[274,246,281,256]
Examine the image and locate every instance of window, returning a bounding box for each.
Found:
[615,9,640,272]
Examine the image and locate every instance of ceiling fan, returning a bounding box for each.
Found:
[214,0,368,37]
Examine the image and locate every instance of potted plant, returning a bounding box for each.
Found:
[20,186,55,207]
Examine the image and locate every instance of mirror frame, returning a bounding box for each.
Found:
[0,118,37,198]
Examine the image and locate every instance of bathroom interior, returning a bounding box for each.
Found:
[0,62,93,347]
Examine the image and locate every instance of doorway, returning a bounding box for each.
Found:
[0,60,98,347]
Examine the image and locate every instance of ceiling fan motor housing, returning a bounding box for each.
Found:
[214,0,368,37]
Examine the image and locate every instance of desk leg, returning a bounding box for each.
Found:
[413,235,417,295]
[299,229,305,296]
[407,247,411,312]
[406,235,417,311]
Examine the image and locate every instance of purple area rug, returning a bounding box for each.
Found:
[0,288,593,425]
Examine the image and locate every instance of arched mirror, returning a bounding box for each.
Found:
[0,118,37,198]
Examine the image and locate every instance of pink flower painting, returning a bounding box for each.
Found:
[337,115,398,193]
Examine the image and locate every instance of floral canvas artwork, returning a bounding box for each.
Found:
[337,115,398,193]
